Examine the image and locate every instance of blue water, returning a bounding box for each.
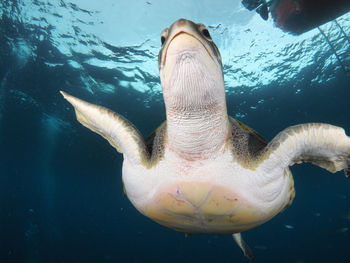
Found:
[1,1,350,262]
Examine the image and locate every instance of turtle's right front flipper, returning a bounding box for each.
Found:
[258,123,350,177]
[60,91,148,166]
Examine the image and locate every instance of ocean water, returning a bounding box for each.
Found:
[1,0,350,262]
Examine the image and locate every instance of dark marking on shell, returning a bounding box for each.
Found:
[345,156,350,177]
[228,117,268,168]
[145,121,167,167]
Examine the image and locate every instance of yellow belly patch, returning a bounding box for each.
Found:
[142,182,267,234]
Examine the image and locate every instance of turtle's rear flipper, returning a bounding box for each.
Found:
[258,123,350,176]
[232,233,253,259]
[60,91,148,165]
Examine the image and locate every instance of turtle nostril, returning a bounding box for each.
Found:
[177,19,187,27]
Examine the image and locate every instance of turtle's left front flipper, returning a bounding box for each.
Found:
[60,91,148,166]
[259,123,350,177]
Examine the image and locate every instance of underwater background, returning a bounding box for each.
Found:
[0,0,349,262]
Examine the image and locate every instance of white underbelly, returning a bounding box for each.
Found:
[121,149,294,234]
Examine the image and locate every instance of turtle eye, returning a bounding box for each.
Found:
[201,29,211,39]
[161,36,166,45]
[160,28,169,46]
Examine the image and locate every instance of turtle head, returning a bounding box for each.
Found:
[158,19,228,160]
[158,19,225,111]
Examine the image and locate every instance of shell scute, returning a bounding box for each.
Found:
[142,182,267,233]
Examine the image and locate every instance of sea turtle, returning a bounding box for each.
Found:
[61,19,350,258]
